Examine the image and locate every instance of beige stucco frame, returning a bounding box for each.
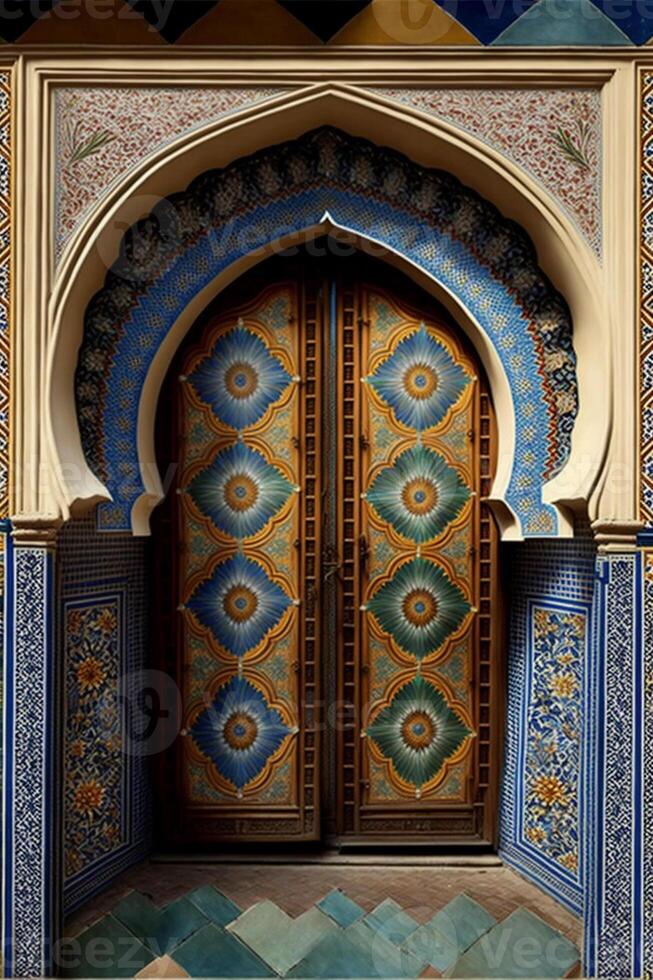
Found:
[9,52,640,546]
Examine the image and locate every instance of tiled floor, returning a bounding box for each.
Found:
[62,860,582,978]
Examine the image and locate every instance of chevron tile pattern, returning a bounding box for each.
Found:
[61,884,580,978]
[8,0,653,45]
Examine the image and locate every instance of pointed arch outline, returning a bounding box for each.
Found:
[46,84,608,539]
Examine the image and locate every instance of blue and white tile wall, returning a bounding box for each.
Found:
[500,523,596,915]
[58,515,152,917]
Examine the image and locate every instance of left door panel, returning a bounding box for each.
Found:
[158,279,323,843]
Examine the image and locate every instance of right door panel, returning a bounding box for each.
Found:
[336,281,499,842]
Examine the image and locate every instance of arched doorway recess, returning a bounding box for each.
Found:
[57,121,596,543]
[153,244,502,845]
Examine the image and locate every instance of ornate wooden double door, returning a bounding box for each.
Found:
[156,250,500,847]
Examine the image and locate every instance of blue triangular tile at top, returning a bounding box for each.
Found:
[435,0,539,43]
[316,888,365,928]
[591,0,653,44]
[493,0,633,45]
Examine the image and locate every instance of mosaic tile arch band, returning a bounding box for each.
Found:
[76,128,577,538]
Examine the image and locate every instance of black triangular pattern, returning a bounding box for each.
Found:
[277,0,372,41]
[0,0,59,41]
[126,0,219,43]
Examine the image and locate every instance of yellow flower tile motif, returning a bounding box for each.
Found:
[64,598,125,879]
[523,604,586,880]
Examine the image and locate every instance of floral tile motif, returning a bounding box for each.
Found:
[366,444,471,543]
[367,556,471,660]
[54,87,289,261]
[187,553,292,659]
[189,675,291,792]
[187,442,294,540]
[64,596,125,879]
[522,603,586,880]
[366,675,472,790]
[188,326,292,432]
[369,87,601,255]
[367,327,470,431]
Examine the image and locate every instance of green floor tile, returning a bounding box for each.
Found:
[186,885,241,927]
[316,889,365,928]
[287,918,423,978]
[60,914,154,978]
[402,921,458,973]
[447,907,580,978]
[174,923,277,978]
[112,891,208,955]
[430,893,496,955]
[228,899,337,975]
[347,920,424,978]
[364,898,420,946]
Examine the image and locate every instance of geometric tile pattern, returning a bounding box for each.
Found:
[499,525,596,917]
[10,0,653,47]
[640,70,653,526]
[0,70,10,518]
[586,553,645,978]
[60,885,580,978]
[77,128,576,535]
[4,546,55,978]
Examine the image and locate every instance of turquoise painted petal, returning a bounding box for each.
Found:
[188,442,294,539]
[367,327,469,432]
[366,676,471,788]
[368,557,471,660]
[367,445,471,543]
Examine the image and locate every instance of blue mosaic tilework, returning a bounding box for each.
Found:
[58,514,152,916]
[3,542,56,977]
[500,522,596,915]
[584,552,646,978]
[76,129,577,537]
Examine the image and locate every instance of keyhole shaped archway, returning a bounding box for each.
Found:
[46,87,608,541]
